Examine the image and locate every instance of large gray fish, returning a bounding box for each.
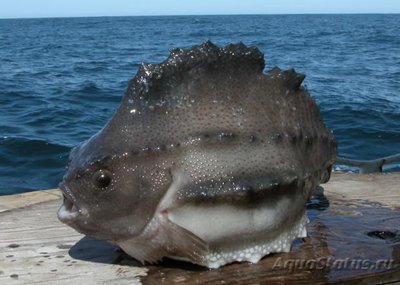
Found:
[58,41,337,268]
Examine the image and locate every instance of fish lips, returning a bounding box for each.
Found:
[57,183,86,224]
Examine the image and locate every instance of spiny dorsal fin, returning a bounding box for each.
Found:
[268,67,305,90]
[130,41,265,96]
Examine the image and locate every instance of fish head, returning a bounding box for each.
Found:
[57,133,166,242]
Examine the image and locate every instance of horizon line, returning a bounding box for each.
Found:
[1,12,399,20]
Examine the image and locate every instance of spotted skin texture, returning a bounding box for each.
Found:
[58,41,337,268]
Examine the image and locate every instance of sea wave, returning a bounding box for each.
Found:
[0,137,70,194]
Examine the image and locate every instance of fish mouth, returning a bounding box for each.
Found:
[57,184,84,223]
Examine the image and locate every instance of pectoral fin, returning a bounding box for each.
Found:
[160,211,209,264]
[117,211,208,265]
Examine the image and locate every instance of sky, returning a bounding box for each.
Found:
[0,0,399,19]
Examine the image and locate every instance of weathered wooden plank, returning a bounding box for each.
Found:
[324,172,400,209]
[0,173,399,284]
[0,199,147,284]
[0,189,61,213]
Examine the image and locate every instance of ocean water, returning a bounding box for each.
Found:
[0,14,399,195]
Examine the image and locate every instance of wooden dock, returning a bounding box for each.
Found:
[1,172,400,284]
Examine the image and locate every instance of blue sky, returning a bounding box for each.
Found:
[1,0,399,18]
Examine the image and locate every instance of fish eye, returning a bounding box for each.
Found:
[93,170,112,189]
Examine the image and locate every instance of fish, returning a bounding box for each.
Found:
[57,41,337,269]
